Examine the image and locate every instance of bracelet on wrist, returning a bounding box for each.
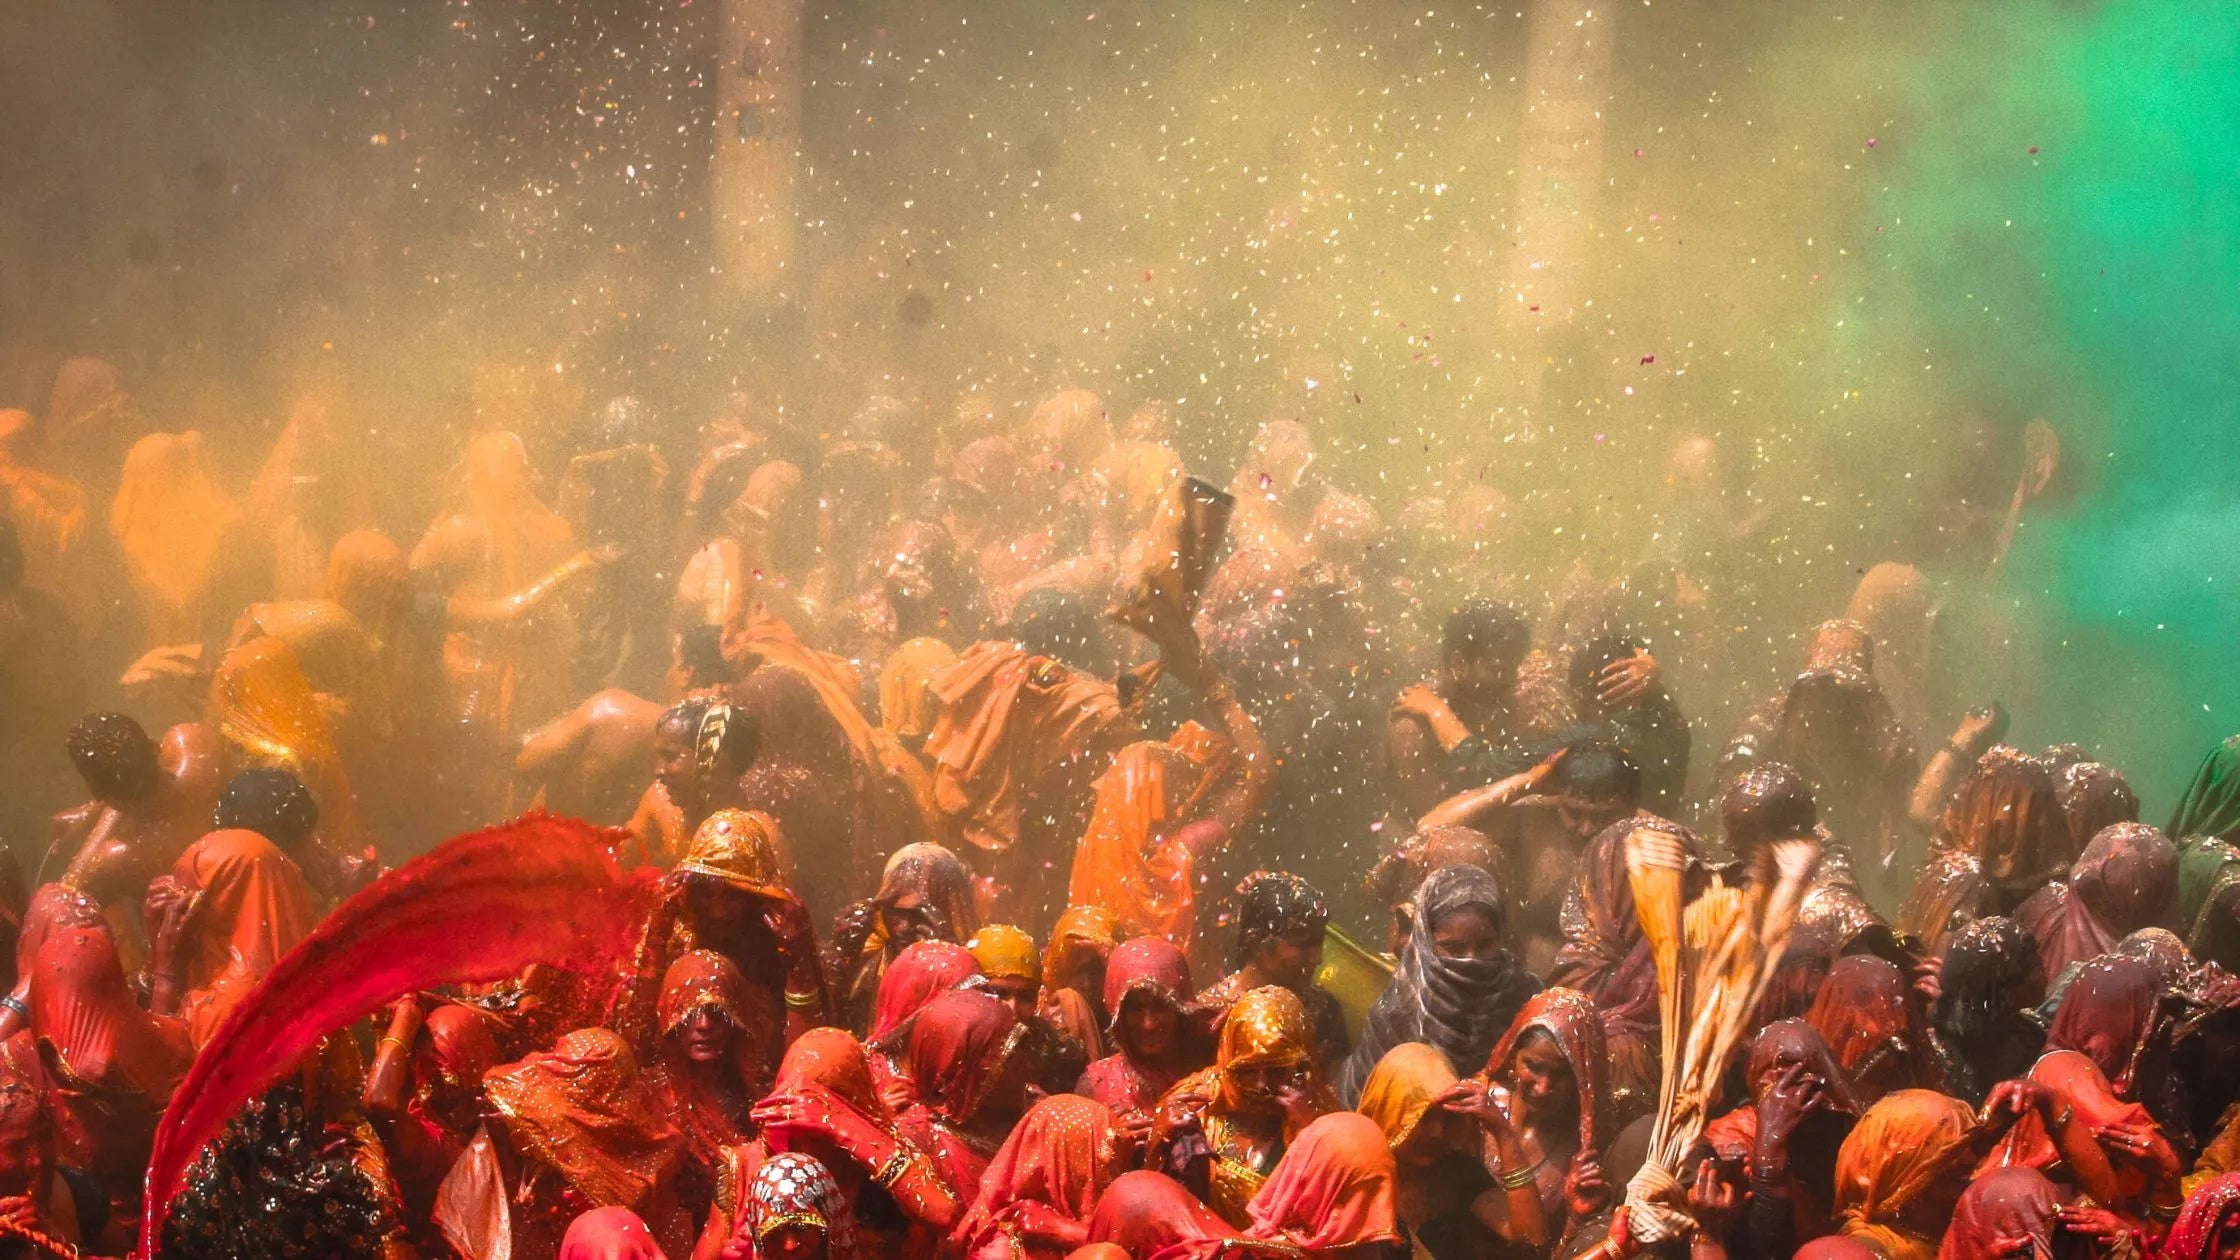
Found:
[873,1148,915,1188]
[1499,1156,1546,1191]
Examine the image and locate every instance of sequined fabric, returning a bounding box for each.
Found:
[746,1152,860,1259]
[483,1028,683,1213]
[676,809,788,899]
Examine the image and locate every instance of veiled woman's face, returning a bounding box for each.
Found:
[678,1006,734,1065]
[1121,991,1181,1060]
[1505,1031,1576,1128]
[1430,905,1501,961]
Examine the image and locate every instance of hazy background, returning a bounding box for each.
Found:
[2,0,2232,806]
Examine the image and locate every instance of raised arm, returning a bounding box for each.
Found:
[447,547,614,628]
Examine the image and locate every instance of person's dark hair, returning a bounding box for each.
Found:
[1568,633,1647,702]
[1721,763,1820,848]
[67,712,160,804]
[1442,599,1532,667]
[1934,916,2040,1046]
[658,697,759,780]
[1553,740,1641,807]
[215,768,321,852]
[1233,872,1329,968]
[676,624,728,688]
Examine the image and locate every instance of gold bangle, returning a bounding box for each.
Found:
[378,1036,411,1051]
[874,1148,914,1187]
[783,988,822,1009]
[1500,1157,1546,1190]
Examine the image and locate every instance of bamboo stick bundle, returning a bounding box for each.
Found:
[1621,830,1820,1242]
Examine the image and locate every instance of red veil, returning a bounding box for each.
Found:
[137,813,656,1255]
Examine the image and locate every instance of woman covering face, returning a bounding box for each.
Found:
[1336,863,1540,1108]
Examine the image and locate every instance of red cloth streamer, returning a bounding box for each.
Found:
[136,812,656,1257]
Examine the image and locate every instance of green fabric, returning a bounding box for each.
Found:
[2179,836,2240,934]
[2169,735,2240,842]
[2170,736,2240,926]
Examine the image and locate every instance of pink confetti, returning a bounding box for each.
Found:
[1640,353,1655,364]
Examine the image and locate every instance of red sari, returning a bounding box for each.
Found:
[2162,1172,2240,1260]
[868,941,980,1111]
[482,1027,691,1258]
[1079,936,1196,1116]
[1086,1113,1400,1259]
[1935,1167,2058,1260]
[1805,955,1937,1103]
[28,925,193,1225]
[164,828,319,1047]
[1242,1112,1402,1250]
[895,990,1026,1194]
[950,1094,1123,1260]
[2019,821,2179,985]
[387,1003,506,1227]
[559,1206,671,1260]
[1981,1049,2178,1222]
[648,950,765,1222]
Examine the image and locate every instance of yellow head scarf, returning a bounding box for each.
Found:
[966,924,1040,983]
[1356,1042,1459,1152]
[1219,986,1313,1071]
[677,808,790,898]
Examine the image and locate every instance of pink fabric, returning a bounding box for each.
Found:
[560,1206,671,1259]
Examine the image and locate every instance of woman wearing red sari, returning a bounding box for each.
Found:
[893,990,1031,1193]
[1087,1111,1404,1258]
[145,826,319,1047]
[562,1206,674,1260]
[2162,1172,2240,1260]
[951,1093,1129,1260]
[478,1027,693,1260]
[27,924,192,1249]
[1805,955,1940,1105]
[649,950,770,1228]
[1983,960,2184,1227]
[2018,822,2180,987]
[727,1028,961,1259]
[1698,1019,1864,1259]
[1079,936,1198,1119]
[1934,1167,2061,1260]
[374,1001,506,1243]
[1442,987,1611,1254]
[865,940,979,1110]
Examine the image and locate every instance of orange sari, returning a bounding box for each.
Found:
[167,829,319,1047]
[207,636,363,847]
[1066,724,1233,954]
[483,1027,688,1249]
[922,642,1135,855]
[110,430,241,643]
[1831,1090,1979,1260]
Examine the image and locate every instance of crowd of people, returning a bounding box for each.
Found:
[0,366,2236,1260]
